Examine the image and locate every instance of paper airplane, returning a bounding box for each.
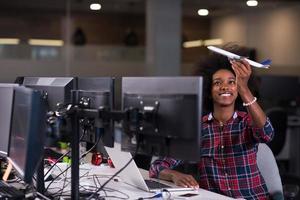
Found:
[207,46,271,69]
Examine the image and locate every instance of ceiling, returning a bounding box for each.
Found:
[0,0,299,17]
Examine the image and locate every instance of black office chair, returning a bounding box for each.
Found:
[265,107,299,199]
[266,107,288,156]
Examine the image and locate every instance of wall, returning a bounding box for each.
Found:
[0,45,145,83]
[0,13,63,39]
[0,11,211,81]
[211,5,300,76]
[71,13,146,45]
[182,16,211,64]
[2,5,300,81]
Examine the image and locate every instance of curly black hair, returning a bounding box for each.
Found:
[194,43,259,114]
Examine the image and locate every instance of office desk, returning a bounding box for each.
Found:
[45,163,239,199]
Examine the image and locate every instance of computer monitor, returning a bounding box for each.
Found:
[22,77,75,112]
[121,77,203,161]
[7,86,46,183]
[0,84,18,157]
[75,77,115,147]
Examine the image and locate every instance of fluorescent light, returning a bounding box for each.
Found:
[247,0,258,7]
[90,3,101,10]
[183,40,203,48]
[0,38,20,45]
[203,39,223,46]
[28,39,64,46]
[198,9,209,16]
[183,38,223,48]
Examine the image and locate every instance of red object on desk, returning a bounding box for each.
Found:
[92,152,102,166]
[107,157,114,168]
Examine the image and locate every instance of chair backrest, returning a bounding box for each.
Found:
[257,143,283,198]
[265,107,288,156]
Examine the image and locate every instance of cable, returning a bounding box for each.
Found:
[101,187,130,199]
[35,192,53,200]
[87,157,133,199]
[136,193,162,200]
[44,128,87,179]
[50,174,131,199]
[87,136,141,200]
[91,175,130,199]
[44,150,70,178]
[58,162,69,198]
[93,174,108,197]
[45,133,101,193]
[47,175,71,197]
[137,189,171,200]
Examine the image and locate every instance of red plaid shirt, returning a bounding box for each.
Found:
[150,111,274,200]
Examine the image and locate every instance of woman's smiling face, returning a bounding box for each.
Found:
[211,69,238,107]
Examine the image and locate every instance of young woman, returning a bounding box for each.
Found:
[149,46,274,200]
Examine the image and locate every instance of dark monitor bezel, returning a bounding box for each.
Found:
[121,77,203,161]
[0,83,18,157]
[22,77,75,112]
[7,86,46,183]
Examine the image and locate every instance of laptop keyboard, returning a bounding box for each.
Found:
[145,179,171,189]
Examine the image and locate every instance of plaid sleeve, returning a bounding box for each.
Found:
[251,117,274,143]
[149,157,182,178]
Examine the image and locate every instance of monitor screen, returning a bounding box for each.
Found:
[23,77,75,112]
[75,77,115,147]
[121,77,203,161]
[7,86,46,183]
[0,84,18,157]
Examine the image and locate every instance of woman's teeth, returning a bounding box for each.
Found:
[220,93,231,97]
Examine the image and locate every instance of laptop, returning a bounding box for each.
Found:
[105,143,195,192]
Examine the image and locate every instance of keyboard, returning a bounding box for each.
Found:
[0,180,25,200]
[145,179,171,189]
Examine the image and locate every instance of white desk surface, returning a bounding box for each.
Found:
[45,163,239,200]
